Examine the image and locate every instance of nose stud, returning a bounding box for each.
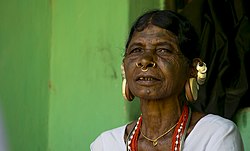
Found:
[136,62,156,72]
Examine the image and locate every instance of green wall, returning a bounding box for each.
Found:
[0,0,250,151]
[234,108,250,150]
[0,1,51,151]
[48,0,129,150]
[49,0,162,150]
[1,0,249,151]
[0,0,162,151]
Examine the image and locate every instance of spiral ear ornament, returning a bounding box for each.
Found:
[196,62,207,85]
[185,61,207,102]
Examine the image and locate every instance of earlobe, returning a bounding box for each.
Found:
[125,79,135,101]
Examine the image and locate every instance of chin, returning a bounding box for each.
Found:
[131,85,167,99]
[136,92,162,100]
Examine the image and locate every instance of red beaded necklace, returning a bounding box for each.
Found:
[126,104,191,151]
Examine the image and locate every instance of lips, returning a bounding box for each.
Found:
[135,74,161,86]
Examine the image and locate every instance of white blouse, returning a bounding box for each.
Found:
[90,114,244,151]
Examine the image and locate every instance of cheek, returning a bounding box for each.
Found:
[160,58,188,84]
[124,59,135,79]
[159,58,177,76]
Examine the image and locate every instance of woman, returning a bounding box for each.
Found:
[90,10,244,151]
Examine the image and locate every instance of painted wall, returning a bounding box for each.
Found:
[1,0,249,151]
[48,0,129,150]
[0,0,162,151]
[234,108,250,151]
[0,1,51,151]
[1,0,250,151]
[49,0,162,151]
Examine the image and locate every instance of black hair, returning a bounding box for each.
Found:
[125,9,200,61]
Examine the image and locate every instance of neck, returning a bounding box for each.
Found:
[140,97,182,138]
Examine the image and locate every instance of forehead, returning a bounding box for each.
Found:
[130,25,178,45]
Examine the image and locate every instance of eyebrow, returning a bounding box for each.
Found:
[128,40,178,51]
[128,42,144,49]
[156,42,171,46]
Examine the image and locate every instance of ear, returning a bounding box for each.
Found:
[125,81,135,101]
[185,58,203,102]
[189,58,202,78]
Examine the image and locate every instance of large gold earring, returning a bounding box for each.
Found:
[122,78,129,100]
[121,64,134,101]
[185,78,199,102]
[185,59,207,102]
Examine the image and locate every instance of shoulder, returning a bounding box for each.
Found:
[199,114,236,128]
[198,114,242,136]
[185,114,244,151]
[90,125,127,151]
[195,114,241,139]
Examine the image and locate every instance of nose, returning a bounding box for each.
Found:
[136,54,156,72]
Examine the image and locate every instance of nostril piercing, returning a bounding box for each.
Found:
[141,67,148,72]
[136,62,141,68]
[152,62,156,68]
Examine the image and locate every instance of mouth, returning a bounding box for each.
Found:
[136,77,160,81]
[135,75,161,85]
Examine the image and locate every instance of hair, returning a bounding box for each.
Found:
[125,9,200,61]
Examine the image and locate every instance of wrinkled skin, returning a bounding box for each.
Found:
[124,25,189,101]
[123,25,204,151]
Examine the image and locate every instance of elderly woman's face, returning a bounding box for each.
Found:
[124,25,189,100]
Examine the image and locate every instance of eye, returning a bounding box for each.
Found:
[156,48,173,55]
[129,47,143,54]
